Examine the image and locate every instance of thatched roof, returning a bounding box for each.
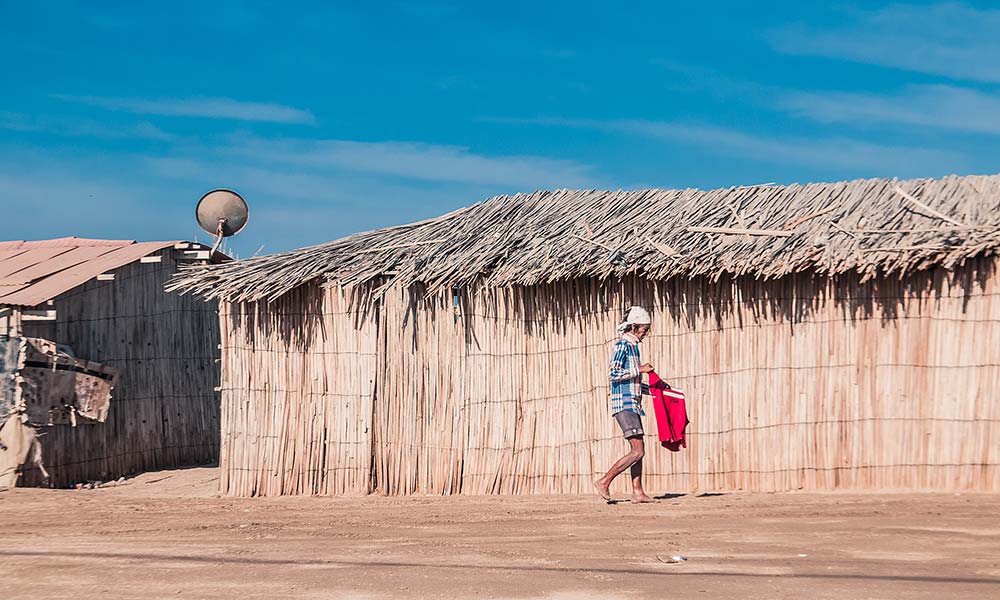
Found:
[168,173,1000,302]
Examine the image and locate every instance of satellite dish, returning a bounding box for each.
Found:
[196,189,249,256]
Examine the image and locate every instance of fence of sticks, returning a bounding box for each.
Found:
[171,173,1000,496]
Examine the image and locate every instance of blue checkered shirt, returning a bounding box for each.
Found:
[609,335,648,416]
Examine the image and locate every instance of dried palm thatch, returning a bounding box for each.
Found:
[168,173,1000,302]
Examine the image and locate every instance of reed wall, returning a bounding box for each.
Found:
[218,285,377,495]
[20,248,220,487]
[219,257,1000,496]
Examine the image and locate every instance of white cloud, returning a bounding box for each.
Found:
[144,156,476,205]
[0,111,176,140]
[140,153,522,254]
[3,111,597,190]
[0,126,601,254]
[616,120,958,174]
[51,94,316,124]
[493,117,961,175]
[216,134,600,189]
[769,3,1000,82]
[0,161,187,243]
[0,149,469,254]
[778,84,1000,135]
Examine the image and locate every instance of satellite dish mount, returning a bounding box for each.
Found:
[195,189,249,256]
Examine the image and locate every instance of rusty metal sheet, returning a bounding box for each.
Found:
[0,283,28,299]
[0,249,29,262]
[0,238,134,250]
[0,336,23,421]
[0,245,122,286]
[0,247,74,280]
[17,337,116,426]
[0,241,178,307]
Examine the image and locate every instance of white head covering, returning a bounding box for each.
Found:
[617,305,651,333]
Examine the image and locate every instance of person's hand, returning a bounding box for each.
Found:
[639,363,654,374]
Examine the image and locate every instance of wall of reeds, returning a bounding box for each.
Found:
[218,256,1000,496]
[19,248,220,487]
[218,284,377,495]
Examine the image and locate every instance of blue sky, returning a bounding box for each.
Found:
[3,1,1000,256]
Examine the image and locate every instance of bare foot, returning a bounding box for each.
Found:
[631,494,655,503]
[593,480,612,501]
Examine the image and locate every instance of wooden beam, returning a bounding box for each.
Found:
[786,204,839,229]
[686,226,794,237]
[892,185,968,227]
[727,204,752,242]
[22,308,56,321]
[859,244,947,253]
[140,255,163,263]
[359,240,446,254]
[570,233,618,253]
[96,273,115,281]
[644,236,680,258]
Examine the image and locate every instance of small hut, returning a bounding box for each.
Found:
[170,174,1000,497]
[0,238,221,487]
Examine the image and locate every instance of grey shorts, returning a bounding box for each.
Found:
[613,411,644,439]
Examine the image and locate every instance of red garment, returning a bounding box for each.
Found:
[649,371,689,452]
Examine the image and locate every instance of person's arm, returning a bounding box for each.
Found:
[639,358,654,395]
[609,343,640,382]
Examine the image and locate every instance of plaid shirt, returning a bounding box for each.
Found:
[609,333,648,415]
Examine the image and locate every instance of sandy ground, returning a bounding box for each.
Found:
[2,467,999,600]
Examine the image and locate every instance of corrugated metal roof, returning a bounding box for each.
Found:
[0,238,184,307]
[2,246,119,285]
[0,237,135,250]
[0,247,74,279]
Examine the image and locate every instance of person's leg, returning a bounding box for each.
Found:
[594,437,644,500]
[629,438,653,502]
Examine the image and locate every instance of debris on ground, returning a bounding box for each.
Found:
[72,476,128,490]
[656,554,687,564]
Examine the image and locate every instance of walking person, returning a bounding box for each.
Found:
[594,306,655,503]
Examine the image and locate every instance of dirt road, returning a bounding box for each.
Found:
[2,467,998,599]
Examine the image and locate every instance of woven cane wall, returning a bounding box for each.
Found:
[218,285,377,496]
[220,256,1000,496]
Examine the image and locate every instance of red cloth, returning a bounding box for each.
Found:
[649,371,689,452]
